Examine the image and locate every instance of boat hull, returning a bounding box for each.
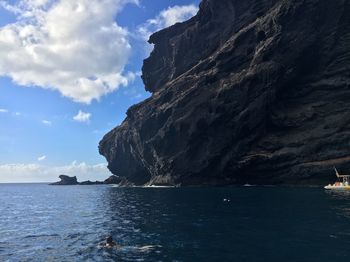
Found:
[324,185,350,190]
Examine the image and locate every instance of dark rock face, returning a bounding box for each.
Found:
[50,175,107,186]
[103,175,122,184]
[50,175,78,185]
[79,180,104,185]
[99,0,350,186]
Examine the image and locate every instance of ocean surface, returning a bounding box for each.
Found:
[1,184,350,261]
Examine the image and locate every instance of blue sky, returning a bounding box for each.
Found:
[0,0,200,182]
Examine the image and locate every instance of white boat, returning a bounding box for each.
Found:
[324,167,350,190]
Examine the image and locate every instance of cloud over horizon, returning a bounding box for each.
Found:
[0,0,138,104]
[0,161,111,182]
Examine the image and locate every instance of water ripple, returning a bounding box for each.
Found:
[1,185,350,261]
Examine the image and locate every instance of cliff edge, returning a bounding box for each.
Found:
[99,0,350,186]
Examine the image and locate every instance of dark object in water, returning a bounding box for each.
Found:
[106,236,116,246]
[103,236,120,249]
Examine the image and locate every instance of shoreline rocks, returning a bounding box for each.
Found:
[103,175,122,185]
[79,180,105,185]
[49,175,124,186]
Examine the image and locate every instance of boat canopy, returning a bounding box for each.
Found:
[334,167,350,177]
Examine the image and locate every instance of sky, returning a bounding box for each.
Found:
[0,0,200,183]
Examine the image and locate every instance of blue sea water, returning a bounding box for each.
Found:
[1,184,350,261]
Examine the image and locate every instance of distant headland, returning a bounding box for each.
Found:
[49,174,122,186]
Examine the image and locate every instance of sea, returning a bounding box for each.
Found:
[1,184,350,261]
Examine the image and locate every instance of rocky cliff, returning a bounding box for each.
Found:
[99,0,350,186]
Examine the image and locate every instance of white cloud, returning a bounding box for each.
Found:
[73,110,91,123]
[0,108,9,113]
[42,120,52,125]
[37,155,46,161]
[157,5,198,28]
[0,161,111,182]
[0,0,138,104]
[138,4,198,41]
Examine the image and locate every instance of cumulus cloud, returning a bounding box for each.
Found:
[0,161,111,182]
[42,120,52,125]
[0,108,9,113]
[138,4,198,40]
[37,155,46,161]
[73,110,91,123]
[0,0,138,104]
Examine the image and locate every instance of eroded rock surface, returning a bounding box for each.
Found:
[99,0,350,186]
[103,175,123,185]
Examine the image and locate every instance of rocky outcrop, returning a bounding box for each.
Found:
[50,175,110,186]
[50,175,127,186]
[103,175,122,184]
[50,175,78,185]
[99,0,350,186]
[79,180,105,185]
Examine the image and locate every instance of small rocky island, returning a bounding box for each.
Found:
[49,174,122,186]
[50,175,79,185]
